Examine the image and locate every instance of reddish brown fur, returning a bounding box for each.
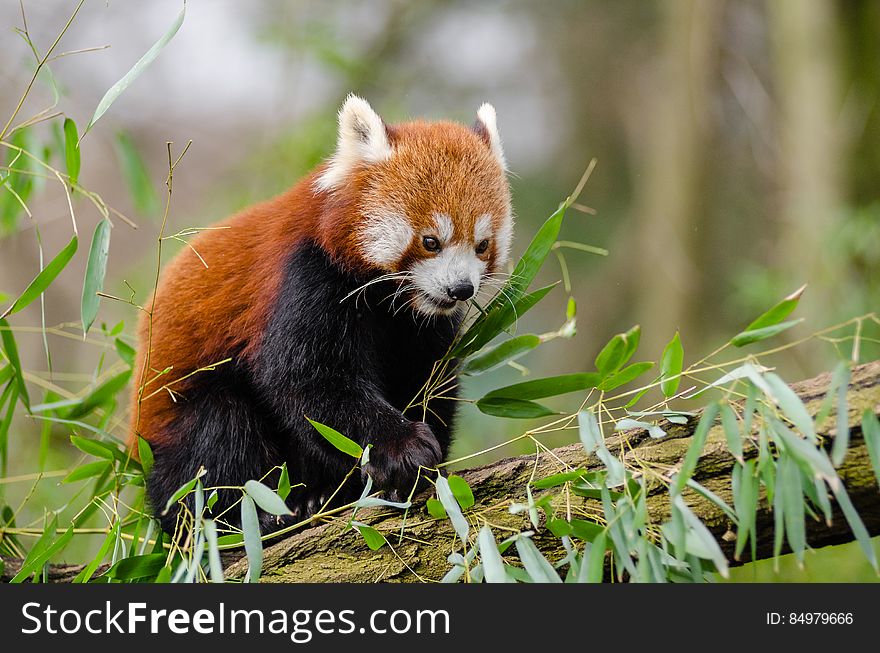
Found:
[130,119,509,447]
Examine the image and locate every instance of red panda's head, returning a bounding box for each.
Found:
[315,95,513,316]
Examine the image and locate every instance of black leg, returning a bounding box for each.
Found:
[145,379,280,534]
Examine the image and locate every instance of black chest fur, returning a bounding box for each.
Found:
[255,241,460,418]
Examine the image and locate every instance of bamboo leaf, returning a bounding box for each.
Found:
[65,370,131,420]
[74,522,119,583]
[63,118,80,187]
[730,319,803,347]
[673,494,729,578]
[436,475,469,541]
[594,333,626,377]
[462,334,540,375]
[476,397,556,419]
[162,472,203,515]
[830,363,851,467]
[745,284,806,331]
[115,338,135,366]
[533,469,589,489]
[84,3,186,136]
[352,522,386,551]
[685,478,738,524]
[452,284,556,358]
[615,418,666,440]
[598,361,653,391]
[70,434,122,461]
[503,204,566,302]
[277,463,291,500]
[478,526,508,583]
[862,409,880,489]
[11,518,75,583]
[484,372,600,401]
[115,131,161,215]
[240,495,263,583]
[81,218,112,336]
[595,448,626,488]
[719,402,743,462]
[770,417,836,488]
[137,436,154,478]
[447,474,474,510]
[244,479,292,516]
[778,454,805,566]
[306,417,362,458]
[581,533,607,583]
[426,498,447,519]
[106,553,166,581]
[0,320,29,408]
[1,236,78,319]
[578,409,602,455]
[660,331,683,398]
[830,482,878,573]
[568,518,605,542]
[620,325,641,367]
[62,460,111,483]
[203,519,224,583]
[763,372,817,443]
[812,477,833,527]
[674,402,719,493]
[685,363,771,399]
[515,536,562,583]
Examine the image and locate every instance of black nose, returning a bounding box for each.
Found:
[447,282,475,301]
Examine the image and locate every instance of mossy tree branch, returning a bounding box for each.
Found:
[224,361,880,582]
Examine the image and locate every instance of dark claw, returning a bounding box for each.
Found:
[364,421,442,498]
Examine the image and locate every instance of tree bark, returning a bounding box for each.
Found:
[769,0,844,320]
[3,361,879,583]
[223,361,880,582]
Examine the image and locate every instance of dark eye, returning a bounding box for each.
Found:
[475,239,490,254]
[423,236,441,252]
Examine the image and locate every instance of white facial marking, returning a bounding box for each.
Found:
[360,210,413,267]
[434,213,454,243]
[494,211,514,270]
[474,214,493,243]
[409,243,487,316]
[315,94,393,192]
[476,103,507,170]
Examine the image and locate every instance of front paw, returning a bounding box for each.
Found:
[363,422,442,500]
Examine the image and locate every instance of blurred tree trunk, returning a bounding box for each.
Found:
[767,0,844,329]
[628,0,722,359]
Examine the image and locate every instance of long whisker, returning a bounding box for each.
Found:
[340,272,411,306]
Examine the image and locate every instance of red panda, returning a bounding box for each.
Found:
[131,96,512,533]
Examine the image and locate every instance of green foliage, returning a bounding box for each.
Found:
[306,416,363,458]
[83,3,186,137]
[244,480,292,516]
[81,218,112,336]
[660,331,683,398]
[115,131,161,216]
[62,118,80,187]
[240,495,262,583]
[1,236,78,319]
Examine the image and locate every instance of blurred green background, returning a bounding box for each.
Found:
[0,0,878,580]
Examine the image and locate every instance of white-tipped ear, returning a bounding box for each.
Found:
[475,103,507,170]
[315,95,393,191]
